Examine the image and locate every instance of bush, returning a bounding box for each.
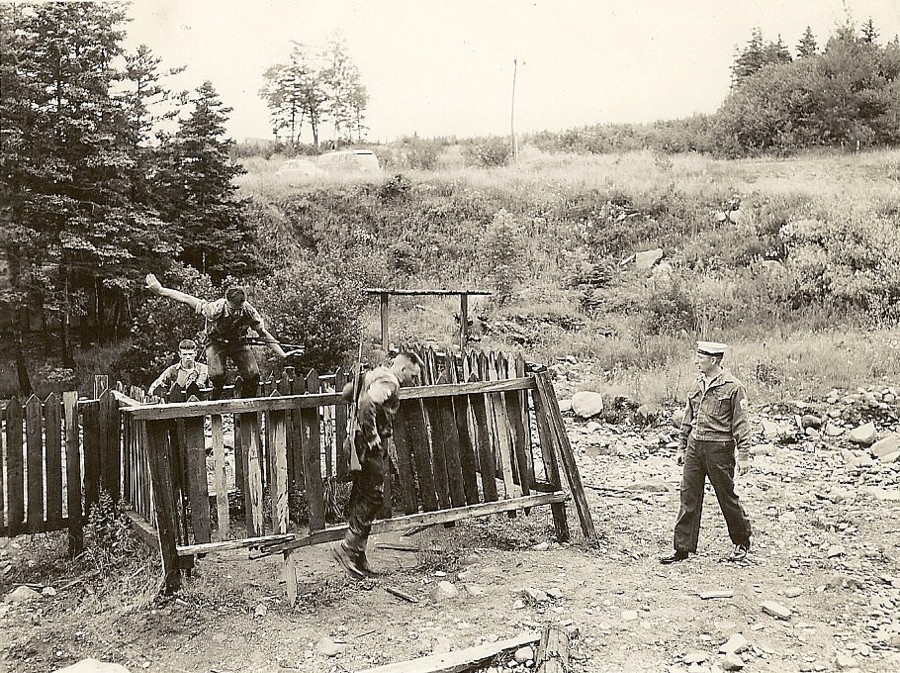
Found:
[463,137,511,167]
[402,137,442,170]
[480,209,526,305]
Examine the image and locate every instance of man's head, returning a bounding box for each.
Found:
[225,286,247,311]
[178,338,198,365]
[695,341,726,375]
[391,352,424,387]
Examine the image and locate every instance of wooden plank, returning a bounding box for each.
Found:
[82,401,101,518]
[505,387,532,496]
[515,355,536,488]
[64,392,83,555]
[145,420,181,594]
[25,395,44,532]
[176,533,296,557]
[185,415,211,544]
[454,396,480,506]
[469,394,498,502]
[124,509,159,552]
[270,409,289,534]
[422,398,451,509]
[390,400,419,515]
[278,369,295,494]
[380,291,390,351]
[334,369,348,483]
[362,288,492,296]
[233,380,244,495]
[399,399,437,512]
[437,396,465,508]
[5,397,25,537]
[210,414,229,540]
[302,371,325,531]
[356,633,540,673]
[258,492,569,557]
[0,399,5,534]
[489,393,517,499]
[44,393,63,526]
[535,625,570,673]
[530,378,569,542]
[122,378,535,420]
[239,412,265,537]
[100,389,121,502]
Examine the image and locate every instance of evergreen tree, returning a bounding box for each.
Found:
[797,27,819,58]
[861,18,879,44]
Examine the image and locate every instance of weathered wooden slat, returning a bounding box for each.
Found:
[454,396,480,505]
[516,355,536,487]
[146,420,181,594]
[233,379,245,493]
[239,412,265,537]
[5,397,25,536]
[210,414,229,540]
[185,414,211,544]
[279,369,295,495]
[437,397,465,508]
[362,288,492,297]
[489,393,517,499]
[176,533,296,557]
[82,401,101,518]
[257,492,569,557]
[381,438,393,520]
[334,369,348,483]
[100,389,121,502]
[44,393,63,526]
[63,392,83,555]
[270,409,289,534]
[535,372,596,539]
[122,378,535,420]
[535,625,570,673]
[423,398,451,509]
[299,381,325,532]
[505,387,532,496]
[25,396,45,531]
[530,375,570,542]
[0,401,5,534]
[390,401,419,515]
[469,393,498,502]
[400,398,438,511]
[289,372,304,499]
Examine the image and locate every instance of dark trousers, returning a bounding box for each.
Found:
[206,342,260,399]
[674,439,751,553]
[345,437,386,547]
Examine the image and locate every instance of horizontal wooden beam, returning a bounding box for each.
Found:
[363,288,492,296]
[122,378,535,421]
[357,632,540,673]
[253,491,568,558]
[176,533,296,557]
[124,510,158,551]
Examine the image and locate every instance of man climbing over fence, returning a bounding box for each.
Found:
[145,274,301,399]
[332,351,423,579]
[148,338,211,400]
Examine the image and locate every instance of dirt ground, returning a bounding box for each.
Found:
[3,385,900,673]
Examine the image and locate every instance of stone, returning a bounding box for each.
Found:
[683,651,709,664]
[464,584,485,597]
[621,610,639,621]
[827,545,845,558]
[523,588,549,602]
[254,603,267,618]
[514,646,534,664]
[880,451,900,464]
[431,581,459,600]
[825,423,845,437]
[785,587,803,598]
[571,391,604,419]
[848,422,876,446]
[586,421,602,433]
[531,542,550,552]
[864,486,900,501]
[719,633,750,654]
[5,586,40,603]
[558,399,572,413]
[628,479,670,493]
[316,636,346,657]
[722,652,745,670]
[41,586,57,597]
[761,420,781,439]
[635,248,663,269]
[546,588,564,599]
[835,653,856,669]
[872,434,900,458]
[750,444,775,456]
[801,414,823,429]
[761,601,792,620]
[53,660,130,673]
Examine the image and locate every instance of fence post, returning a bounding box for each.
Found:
[146,419,181,594]
[63,392,83,556]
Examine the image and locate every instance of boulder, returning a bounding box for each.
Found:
[872,434,900,458]
[571,391,604,419]
[848,422,876,446]
[53,660,130,673]
[634,248,663,269]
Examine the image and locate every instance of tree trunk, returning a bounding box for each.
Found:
[535,625,570,673]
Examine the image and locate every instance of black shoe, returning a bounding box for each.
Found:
[331,542,366,580]
[726,543,750,562]
[660,550,689,565]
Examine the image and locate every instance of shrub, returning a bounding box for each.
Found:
[402,137,442,170]
[480,209,526,305]
[463,137,511,167]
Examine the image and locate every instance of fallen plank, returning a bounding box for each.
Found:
[384,586,419,603]
[176,533,296,557]
[356,632,540,673]
[535,625,570,673]
[376,542,419,552]
[699,590,734,600]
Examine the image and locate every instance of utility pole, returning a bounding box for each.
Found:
[510,58,519,165]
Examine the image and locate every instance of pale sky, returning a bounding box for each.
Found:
[123,0,900,143]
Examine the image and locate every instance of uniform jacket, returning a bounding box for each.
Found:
[357,366,401,446]
[148,362,210,396]
[678,369,751,461]
[195,298,265,345]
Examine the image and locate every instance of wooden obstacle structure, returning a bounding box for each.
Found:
[0,349,594,595]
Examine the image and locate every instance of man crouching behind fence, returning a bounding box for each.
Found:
[332,352,423,579]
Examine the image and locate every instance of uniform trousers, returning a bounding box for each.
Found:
[344,437,386,548]
[673,438,751,553]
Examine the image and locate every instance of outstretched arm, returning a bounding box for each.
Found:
[145,273,202,311]
[254,326,289,358]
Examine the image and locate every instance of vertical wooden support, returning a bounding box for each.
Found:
[233,378,245,492]
[82,401,101,517]
[380,291,390,352]
[535,372,595,539]
[93,374,109,400]
[390,404,419,515]
[470,393,498,502]
[146,420,181,594]
[63,392,83,555]
[25,396,44,531]
[270,409,289,534]
[423,398,451,509]
[100,389,121,502]
[489,393,517,499]
[403,399,438,511]
[459,292,469,352]
[303,371,325,531]
[210,414,229,540]
[44,393,63,527]
[185,413,211,544]
[334,369,348,483]
[5,397,24,537]
[530,381,569,543]
[239,412,264,537]
[437,397,465,508]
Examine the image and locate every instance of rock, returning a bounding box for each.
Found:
[5,586,40,603]
[464,584,485,597]
[801,414,823,429]
[41,586,57,597]
[628,479,670,493]
[683,651,709,664]
[546,588,564,599]
[825,423,845,437]
[827,545,845,558]
[522,588,548,603]
[785,587,803,598]
[872,434,900,458]
[722,652,745,670]
[558,399,572,413]
[621,610,639,622]
[880,451,900,464]
[635,403,661,425]
[316,636,346,657]
[635,248,663,269]
[864,486,900,501]
[835,653,856,669]
[761,601,792,620]
[848,422,876,446]
[750,443,775,456]
[531,542,550,552]
[53,659,130,673]
[586,421,603,433]
[719,633,750,654]
[254,603,267,618]
[431,581,459,600]
[761,420,781,439]
[514,646,534,664]
[571,392,604,419]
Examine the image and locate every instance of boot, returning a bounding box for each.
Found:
[332,531,368,580]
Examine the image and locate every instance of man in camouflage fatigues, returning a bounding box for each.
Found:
[661,341,752,564]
